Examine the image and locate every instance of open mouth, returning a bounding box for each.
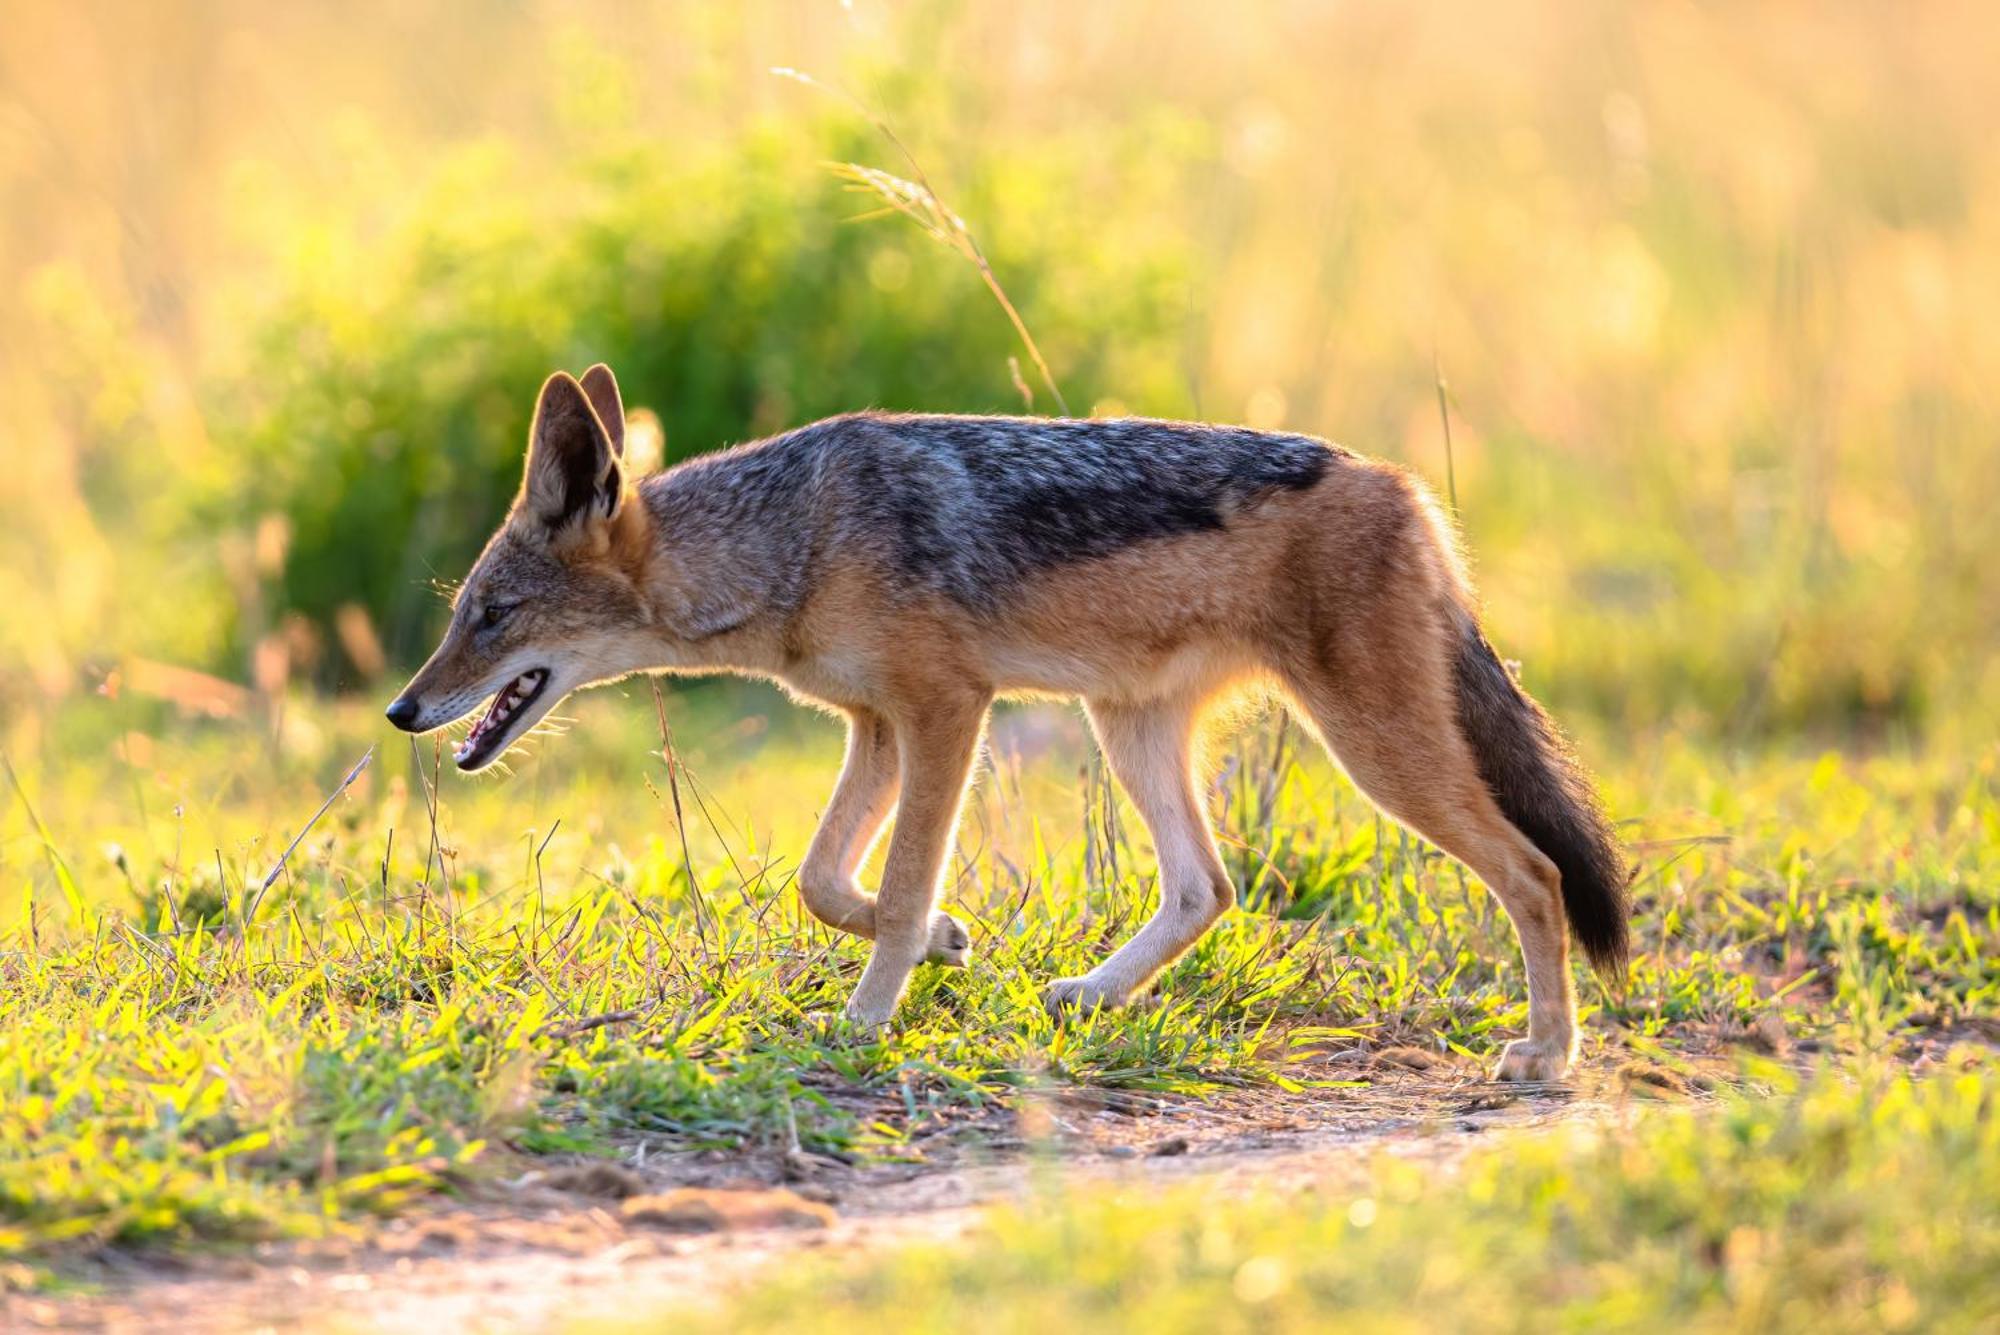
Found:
[454,669,549,770]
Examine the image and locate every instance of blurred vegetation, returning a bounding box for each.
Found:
[211,122,1188,663]
[691,1061,1999,1332]
[3,1,1998,744]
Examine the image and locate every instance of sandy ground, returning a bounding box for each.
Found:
[8,1053,1645,1333]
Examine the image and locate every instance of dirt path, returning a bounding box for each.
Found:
[12,1057,1644,1332]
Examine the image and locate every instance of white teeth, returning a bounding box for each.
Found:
[457,670,546,764]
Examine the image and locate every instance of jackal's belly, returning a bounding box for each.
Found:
[981,634,1263,704]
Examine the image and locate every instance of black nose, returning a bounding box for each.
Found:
[384,696,421,731]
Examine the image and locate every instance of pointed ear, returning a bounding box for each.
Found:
[578,363,625,457]
[523,371,623,530]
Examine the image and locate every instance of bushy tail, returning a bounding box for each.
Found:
[1450,610,1631,978]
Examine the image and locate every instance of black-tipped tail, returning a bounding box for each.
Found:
[1451,611,1631,978]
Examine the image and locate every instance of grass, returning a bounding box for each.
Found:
[1,687,1993,1260]
[684,1059,1999,1333]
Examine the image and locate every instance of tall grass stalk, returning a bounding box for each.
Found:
[773,66,1069,415]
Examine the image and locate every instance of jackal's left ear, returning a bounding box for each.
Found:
[524,371,623,531]
[578,363,625,457]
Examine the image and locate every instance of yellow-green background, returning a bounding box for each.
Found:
[5,0,1996,749]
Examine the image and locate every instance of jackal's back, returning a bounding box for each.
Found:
[649,413,1349,613]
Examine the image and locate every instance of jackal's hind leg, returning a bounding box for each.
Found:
[1047,694,1233,1016]
[1284,664,1577,1081]
[799,709,968,966]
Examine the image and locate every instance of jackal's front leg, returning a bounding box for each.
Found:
[841,697,989,1029]
[798,709,968,967]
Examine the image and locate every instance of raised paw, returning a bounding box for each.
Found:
[1494,1038,1572,1083]
[924,911,971,967]
[1043,974,1125,1019]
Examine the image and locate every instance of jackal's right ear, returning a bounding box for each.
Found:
[523,371,623,532]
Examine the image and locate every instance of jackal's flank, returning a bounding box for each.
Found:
[388,366,1631,1080]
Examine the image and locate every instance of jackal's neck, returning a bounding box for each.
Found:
[630,463,807,674]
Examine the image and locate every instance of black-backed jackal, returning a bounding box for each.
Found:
[388,367,1629,1080]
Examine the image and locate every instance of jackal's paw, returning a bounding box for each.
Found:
[1494,1038,1572,1083]
[838,997,896,1034]
[924,911,971,967]
[1043,975,1124,1019]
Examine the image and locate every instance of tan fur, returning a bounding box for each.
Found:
[392,371,1602,1079]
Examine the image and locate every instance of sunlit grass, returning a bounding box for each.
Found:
[1,691,1992,1258]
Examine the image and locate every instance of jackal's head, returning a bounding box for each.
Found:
[385,365,655,771]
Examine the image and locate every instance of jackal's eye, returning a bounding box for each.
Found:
[479,601,515,630]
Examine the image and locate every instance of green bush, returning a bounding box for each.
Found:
[208,122,1198,677]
